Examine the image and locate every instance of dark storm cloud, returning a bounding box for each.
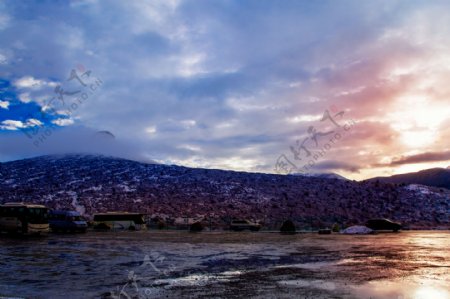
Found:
[390,151,450,165]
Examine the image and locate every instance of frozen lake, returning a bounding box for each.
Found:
[0,231,449,298]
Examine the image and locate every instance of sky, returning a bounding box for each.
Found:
[0,0,449,180]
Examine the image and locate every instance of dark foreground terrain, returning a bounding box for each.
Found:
[1,155,449,229]
[0,231,449,298]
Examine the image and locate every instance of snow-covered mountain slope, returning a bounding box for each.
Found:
[0,154,449,228]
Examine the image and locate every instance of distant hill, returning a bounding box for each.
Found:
[291,172,348,181]
[368,168,450,190]
[0,154,449,229]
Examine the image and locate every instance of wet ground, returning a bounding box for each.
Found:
[0,231,449,299]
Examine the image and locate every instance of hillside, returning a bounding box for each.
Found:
[368,168,450,190]
[291,172,349,180]
[0,154,449,229]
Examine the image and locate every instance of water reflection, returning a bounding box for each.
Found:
[0,231,449,298]
[414,285,450,299]
[351,278,450,299]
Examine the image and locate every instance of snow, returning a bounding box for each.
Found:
[67,179,83,186]
[82,185,103,192]
[117,184,136,192]
[405,184,431,194]
[341,225,373,235]
[67,191,86,215]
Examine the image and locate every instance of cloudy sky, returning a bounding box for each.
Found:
[1,0,449,180]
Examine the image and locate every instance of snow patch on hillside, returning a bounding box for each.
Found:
[83,185,103,192]
[405,184,431,194]
[67,191,86,215]
[117,184,136,192]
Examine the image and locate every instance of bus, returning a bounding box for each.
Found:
[229,219,261,231]
[93,212,146,231]
[48,210,88,233]
[0,202,49,235]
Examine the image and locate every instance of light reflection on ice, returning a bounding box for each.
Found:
[154,274,210,287]
[414,286,450,299]
[278,279,336,291]
[274,258,358,270]
[275,261,336,269]
[350,278,450,299]
[153,270,244,288]
[1,231,449,298]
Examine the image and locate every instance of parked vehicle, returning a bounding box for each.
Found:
[365,218,402,232]
[93,212,146,231]
[48,210,87,233]
[0,202,49,235]
[174,216,205,230]
[230,219,261,231]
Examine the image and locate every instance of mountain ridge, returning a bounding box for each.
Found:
[0,154,449,229]
[368,167,450,190]
[291,172,349,181]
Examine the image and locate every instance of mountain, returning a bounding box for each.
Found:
[0,154,449,229]
[291,172,348,180]
[368,168,450,190]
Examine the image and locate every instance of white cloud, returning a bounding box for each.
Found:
[0,100,9,109]
[52,118,74,126]
[145,126,157,134]
[0,119,42,130]
[54,109,72,116]
[0,13,10,30]
[0,120,24,130]
[180,119,196,128]
[26,118,43,127]
[127,0,182,35]
[0,52,6,64]
[14,76,44,89]
[18,92,31,103]
[1,0,450,179]
[287,114,322,123]
[13,76,57,90]
[177,144,201,152]
[177,53,207,77]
